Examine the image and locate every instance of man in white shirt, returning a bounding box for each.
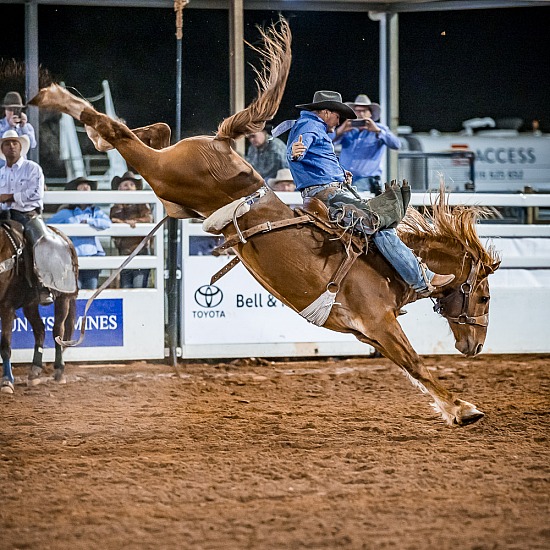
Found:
[0,129,52,305]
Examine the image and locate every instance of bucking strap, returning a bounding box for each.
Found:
[212,215,311,255]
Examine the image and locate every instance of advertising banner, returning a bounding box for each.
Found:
[182,257,360,346]
[4,298,124,350]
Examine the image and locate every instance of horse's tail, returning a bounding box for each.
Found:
[216,17,292,141]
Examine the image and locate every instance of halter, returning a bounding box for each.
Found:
[433,256,489,328]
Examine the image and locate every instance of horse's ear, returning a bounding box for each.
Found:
[480,261,501,278]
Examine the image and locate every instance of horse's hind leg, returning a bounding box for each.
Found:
[131,123,172,149]
[0,309,16,394]
[29,83,92,121]
[23,304,46,386]
[31,84,138,150]
[85,122,171,153]
[356,317,483,426]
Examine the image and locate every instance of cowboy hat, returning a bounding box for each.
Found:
[110,171,143,190]
[295,91,356,121]
[0,129,30,160]
[65,176,98,191]
[267,168,294,188]
[346,94,381,122]
[2,91,24,109]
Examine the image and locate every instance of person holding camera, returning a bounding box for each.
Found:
[332,94,400,196]
[0,92,37,161]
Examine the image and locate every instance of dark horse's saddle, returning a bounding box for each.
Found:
[27,217,78,294]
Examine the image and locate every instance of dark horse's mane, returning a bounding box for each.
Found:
[399,187,501,273]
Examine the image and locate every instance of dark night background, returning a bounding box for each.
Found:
[1,4,549,174]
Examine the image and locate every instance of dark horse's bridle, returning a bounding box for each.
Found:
[433,256,489,328]
[0,222,24,275]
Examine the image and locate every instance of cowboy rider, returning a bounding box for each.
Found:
[0,129,53,305]
[284,90,455,297]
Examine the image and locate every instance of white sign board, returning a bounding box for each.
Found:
[181,256,372,358]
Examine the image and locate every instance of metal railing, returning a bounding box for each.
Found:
[398,151,475,192]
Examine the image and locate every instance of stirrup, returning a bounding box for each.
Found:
[39,289,54,306]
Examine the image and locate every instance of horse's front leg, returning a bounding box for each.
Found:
[23,304,45,386]
[52,296,74,384]
[358,314,484,426]
[0,309,16,394]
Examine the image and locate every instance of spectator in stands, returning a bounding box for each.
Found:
[48,177,111,290]
[109,171,152,288]
[0,92,37,168]
[267,168,296,192]
[245,125,288,182]
[0,129,53,305]
[332,94,400,195]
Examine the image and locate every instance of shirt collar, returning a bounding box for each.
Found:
[3,156,26,170]
[301,110,328,130]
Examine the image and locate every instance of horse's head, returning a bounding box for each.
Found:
[433,256,500,356]
[399,187,502,357]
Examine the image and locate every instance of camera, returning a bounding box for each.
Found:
[351,119,367,128]
[12,107,22,116]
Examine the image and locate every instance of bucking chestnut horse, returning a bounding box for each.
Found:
[30,19,500,425]
[0,221,78,394]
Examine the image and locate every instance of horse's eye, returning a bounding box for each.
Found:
[479,296,490,304]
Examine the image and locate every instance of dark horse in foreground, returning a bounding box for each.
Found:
[30,20,500,425]
[0,221,78,394]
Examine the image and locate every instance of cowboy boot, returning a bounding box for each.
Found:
[430,273,455,288]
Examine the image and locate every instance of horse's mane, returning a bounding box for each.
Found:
[399,186,501,272]
[216,17,292,141]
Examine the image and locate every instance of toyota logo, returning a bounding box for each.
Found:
[194,285,223,308]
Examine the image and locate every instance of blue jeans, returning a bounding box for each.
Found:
[301,183,433,292]
[78,270,100,290]
[120,269,150,289]
[372,228,433,292]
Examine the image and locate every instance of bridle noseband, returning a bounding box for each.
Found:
[433,257,489,328]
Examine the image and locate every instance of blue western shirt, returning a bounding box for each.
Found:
[335,125,401,178]
[286,111,347,191]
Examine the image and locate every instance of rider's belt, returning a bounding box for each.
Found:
[300,182,343,198]
[12,208,40,216]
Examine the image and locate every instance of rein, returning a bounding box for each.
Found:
[56,215,170,347]
[434,257,489,328]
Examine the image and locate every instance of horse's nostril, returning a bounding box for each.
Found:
[475,343,483,355]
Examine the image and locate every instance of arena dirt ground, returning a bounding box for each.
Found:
[1,354,548,550]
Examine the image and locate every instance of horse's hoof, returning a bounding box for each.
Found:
[28,366,43,386]
[455,401,485,426]
[1,380,15,394]
[53,370,67,384]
